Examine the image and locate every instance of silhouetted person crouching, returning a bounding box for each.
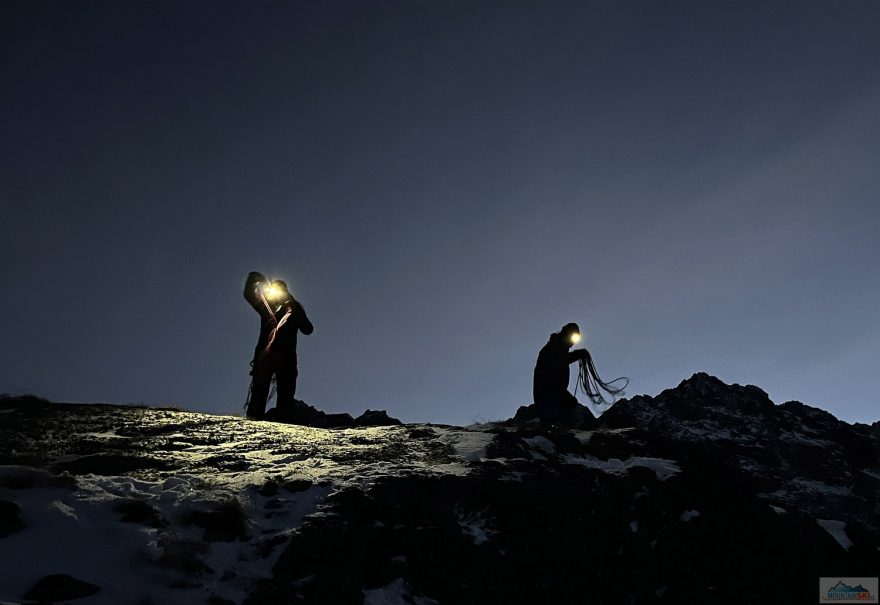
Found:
[533,323,589,425]
[244,271,313,419]
[532,322,629,425]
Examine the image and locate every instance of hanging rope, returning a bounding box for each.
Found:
[243,375,277,413]
[574,349,629,406]
[262,308,292,358]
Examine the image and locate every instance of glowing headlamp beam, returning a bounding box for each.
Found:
[570,332,581,345]
[263,284,283,301]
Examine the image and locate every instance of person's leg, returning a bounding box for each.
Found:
[275,364,299,413]
[559,392,587,427]
[535,401,557,426]
[247,361,273,419]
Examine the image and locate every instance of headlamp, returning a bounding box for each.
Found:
[570,332,581,345]
[263,284,283,301]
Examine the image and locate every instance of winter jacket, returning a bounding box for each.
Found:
[533,333,582,407]
[244,273,313,364]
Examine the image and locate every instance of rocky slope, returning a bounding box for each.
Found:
[0,373,878,604]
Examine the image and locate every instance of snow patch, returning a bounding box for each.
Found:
[0,467,329,604]
[679,510,700,522]
[816,519,853,550]
[778,431,833,448]
[455,506,493,545]
[523,436,556,461]
[771,479,852,499]
[564,455,680,480]
[362,578,438,605]
[435,429,495,463]
[80,430,128,440]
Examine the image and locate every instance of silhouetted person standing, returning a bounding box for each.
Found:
[244,271,313,419]
[533,323,589,425]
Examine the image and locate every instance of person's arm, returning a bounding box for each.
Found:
[567,349,588,363]
[243,271,267,313]
[291,300,314,335]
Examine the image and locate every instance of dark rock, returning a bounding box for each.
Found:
[52,453,171,476]
[266,400,401,428]
[354,409,402,427]
[0,467,76,490]
[779,400,839,425]
[407,426,437,439]
[309,412,356,428]
[113,499,166,528]
[585,429,647,460]
[190,500,248,542]
[23,574,100,602]
[0,393,50,405]
[282,479,314,493]
[542,430,587,455]
[200,453,250,471]
[157,540,210,575]
[509,401,591,428]
[582,373,880,533]
[259,476,314,496]
[244,431,880,605]
[510,403,541,424]
[484,431,532,459]
[0,500,24,538]
[259,477,281,497]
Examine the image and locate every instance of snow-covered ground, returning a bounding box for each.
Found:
[0,466,328,604]
[5,403,653,603]
[0,406,505,604]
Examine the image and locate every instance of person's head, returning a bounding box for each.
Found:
[560,322,581,348]
[262,280,291,302]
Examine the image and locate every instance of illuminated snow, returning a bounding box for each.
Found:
[0,408,501,603]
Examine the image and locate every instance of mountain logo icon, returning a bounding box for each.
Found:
[821,578,878,603]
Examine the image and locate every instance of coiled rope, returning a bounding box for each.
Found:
[574,349,629,406]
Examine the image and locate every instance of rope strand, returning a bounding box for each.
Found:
[574,349,629,406]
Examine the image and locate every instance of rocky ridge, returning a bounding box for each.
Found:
[0,373,878,604]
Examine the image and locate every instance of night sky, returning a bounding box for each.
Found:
[3,1,879,425]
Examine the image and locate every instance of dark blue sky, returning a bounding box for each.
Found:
[3,1,879,425]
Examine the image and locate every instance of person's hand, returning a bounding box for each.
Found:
[575,348,589,360]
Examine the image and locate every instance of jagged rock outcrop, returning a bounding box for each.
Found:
[593,372,880,530]
[23,574,101,602]
[264,399,402,428]
[0,500,23,538]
